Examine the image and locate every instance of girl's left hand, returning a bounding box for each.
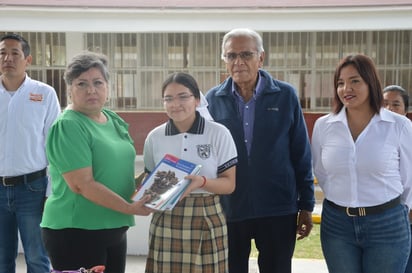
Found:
[179,175,205,200]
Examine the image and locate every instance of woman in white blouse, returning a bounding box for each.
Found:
[311,54,412,273]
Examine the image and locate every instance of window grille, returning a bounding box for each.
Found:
[2,31,411,112]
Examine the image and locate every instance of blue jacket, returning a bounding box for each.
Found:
[206,70,315,222]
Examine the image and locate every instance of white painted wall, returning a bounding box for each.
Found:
[1,6,412,33]
[125,216,151,255]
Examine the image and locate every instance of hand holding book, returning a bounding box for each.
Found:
[131,154,202,210]
[177,174,207,201]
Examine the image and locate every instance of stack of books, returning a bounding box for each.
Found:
[131,154,201,210]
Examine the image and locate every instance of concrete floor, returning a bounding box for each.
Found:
[15,254,328,273]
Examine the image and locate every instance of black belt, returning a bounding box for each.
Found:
[1,168,47,186]
[326,196,401,217]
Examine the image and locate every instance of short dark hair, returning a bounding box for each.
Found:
[161,72,200,100]
[383,85,409,113]
[64,51,110,85]
[0,33,30,57]
[333,54,383,114]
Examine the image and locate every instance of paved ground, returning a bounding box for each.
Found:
[16,254,328,273]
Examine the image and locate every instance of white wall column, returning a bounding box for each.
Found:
[65,32,84,60]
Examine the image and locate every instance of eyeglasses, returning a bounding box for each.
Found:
[223,51,258,63]
[162,93,194,104]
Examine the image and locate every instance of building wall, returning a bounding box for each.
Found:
[118,112,168,154]
[7,2,411,257]
[3,30,411,115]
[119,111,412,155]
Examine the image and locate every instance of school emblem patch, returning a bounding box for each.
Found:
[197,144,211,159]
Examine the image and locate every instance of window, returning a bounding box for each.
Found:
[0,32,66,109]
[3,30,410,112]
[85,33,226,110]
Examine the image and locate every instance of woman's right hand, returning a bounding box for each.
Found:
[130,195,153,216]
[63,167,154,216]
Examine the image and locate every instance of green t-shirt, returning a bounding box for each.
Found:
[41,109,135,230]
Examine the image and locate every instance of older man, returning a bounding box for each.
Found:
[206,28,315,273]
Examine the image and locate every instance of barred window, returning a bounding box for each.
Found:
[3,30,411,112]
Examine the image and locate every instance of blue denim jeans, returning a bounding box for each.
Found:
[321,199,410,273]
[0,176,50,273]
[404,225,412,273]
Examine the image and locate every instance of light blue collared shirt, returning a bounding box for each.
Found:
[231,72,264,155]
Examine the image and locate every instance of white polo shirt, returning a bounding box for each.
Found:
[143,112,238,194]
[0,75,61,176]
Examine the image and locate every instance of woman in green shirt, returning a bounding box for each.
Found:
[41,52,152,273]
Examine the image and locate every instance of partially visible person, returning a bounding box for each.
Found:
[383,84,409,116]
[206,28,315,273]
[143,72,237,273]
[41,52,152,273]
[0,33,60,273]
[383,84,412,273]
[197,92,214,121]
[312,54,412,273]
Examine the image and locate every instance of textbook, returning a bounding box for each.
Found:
[131,154,202,210]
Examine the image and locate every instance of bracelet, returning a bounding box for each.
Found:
[200,176,207,188]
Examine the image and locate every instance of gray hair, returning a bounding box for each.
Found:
[64,51,110,85]
[221,28,264,60]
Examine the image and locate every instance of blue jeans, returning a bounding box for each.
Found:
[321,199,410,273]
[0,176,50,273]
[404,225,412,273]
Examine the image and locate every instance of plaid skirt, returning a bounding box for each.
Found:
[145,194,228,273]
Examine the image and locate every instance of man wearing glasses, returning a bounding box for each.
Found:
[206,28,315,273]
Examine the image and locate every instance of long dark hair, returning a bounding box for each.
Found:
[333,54,383,114]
